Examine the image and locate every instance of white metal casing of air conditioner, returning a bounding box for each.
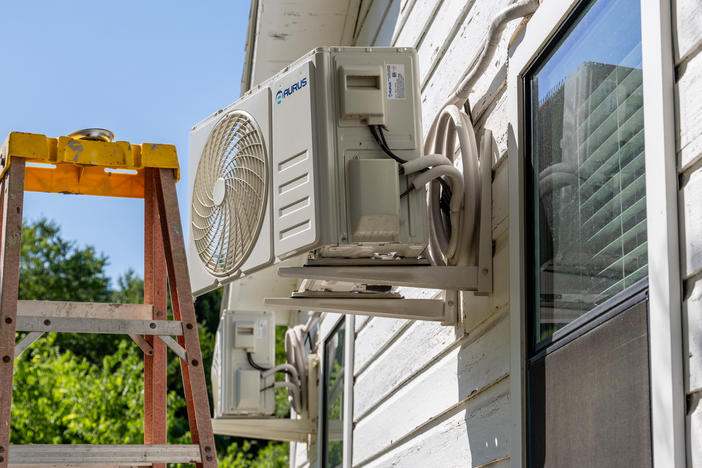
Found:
[188,47,427,296]
[212,310,276,418]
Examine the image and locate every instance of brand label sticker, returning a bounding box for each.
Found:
[387,64,406,100]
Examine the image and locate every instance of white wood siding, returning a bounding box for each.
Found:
[675,0,702,464]
[288,0,701,466]
[343,1,516,466]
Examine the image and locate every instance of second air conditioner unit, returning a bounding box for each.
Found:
[188,47,427,296]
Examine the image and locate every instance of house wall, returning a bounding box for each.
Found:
[674,0,702,465]
[286,0,701,466]
[294,0,521,466]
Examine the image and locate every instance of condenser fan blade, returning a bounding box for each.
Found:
[191,110,268,277]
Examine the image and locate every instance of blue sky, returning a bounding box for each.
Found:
[0,1,250,284]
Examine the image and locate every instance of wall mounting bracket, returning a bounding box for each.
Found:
[276,265,487,292]
[265,290,458,325]
[211,418,318,443]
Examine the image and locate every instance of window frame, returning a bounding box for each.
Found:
[317,314,355,468]
[507,0,684,466]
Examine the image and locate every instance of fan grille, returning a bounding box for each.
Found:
[191,110,268,277]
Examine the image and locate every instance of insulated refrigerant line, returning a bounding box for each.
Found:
[413,0,539,266]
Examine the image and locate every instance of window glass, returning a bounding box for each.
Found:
[527,0,645,346]
[323,320,345,468]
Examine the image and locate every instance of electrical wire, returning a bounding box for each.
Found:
[369,125,407,165]
[260,381,301,409]
[377,125,391,150]
[246,352,270,372]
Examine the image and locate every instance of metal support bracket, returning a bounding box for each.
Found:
[444,290,459,325]
[265,291,458,326]
[277,265,484,291]
[211,418,317,443]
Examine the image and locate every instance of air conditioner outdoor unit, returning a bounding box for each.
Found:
[188,47,427,296]
[212,310,276,417]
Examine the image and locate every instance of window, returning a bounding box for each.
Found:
[525,0,646,348]
[321,319,345,468]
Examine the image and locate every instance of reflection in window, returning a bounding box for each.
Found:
[527,0,646,345]
[323,320,345,468]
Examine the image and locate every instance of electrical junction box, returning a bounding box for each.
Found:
[233,321,256,352]
[338,65,386,124]
[188,47,427,296]
[212,310,276,417]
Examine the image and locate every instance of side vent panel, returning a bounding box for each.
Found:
[272,61,318,258]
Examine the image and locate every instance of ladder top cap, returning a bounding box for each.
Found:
[0,131,180,198]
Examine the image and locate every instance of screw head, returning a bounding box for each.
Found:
[2,355,10,363]
[205,446,212,452]
[4,317,11,324]
[43,319,51,326]
[206,455,213,461]
[191,359,199,366]
[156,311,163,318]
[186,323,193,330]
[149,322,157,329]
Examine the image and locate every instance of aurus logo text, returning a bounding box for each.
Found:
[276,77,308,104]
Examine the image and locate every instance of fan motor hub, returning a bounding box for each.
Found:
[213,177,226,206]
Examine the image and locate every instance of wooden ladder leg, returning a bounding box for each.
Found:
[0,161,26,468]
[155,168,217,467]
[144,168,168,468]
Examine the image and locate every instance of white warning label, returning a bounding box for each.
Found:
[387,64,406,100]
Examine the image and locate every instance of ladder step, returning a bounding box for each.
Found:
[8,444,202,464]
[18,301,153,320]
[10,464,150,467]
[16,317,184,336]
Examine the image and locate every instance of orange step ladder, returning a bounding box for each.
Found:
[0,130,217,467]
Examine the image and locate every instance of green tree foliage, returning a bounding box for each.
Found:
[195,287,223,335]
[11,334,185,444]
[12,219,290,466]
[218,440,289,468]
[19,219,120,362]
[112,268,145,304]
[20,219,111,302]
